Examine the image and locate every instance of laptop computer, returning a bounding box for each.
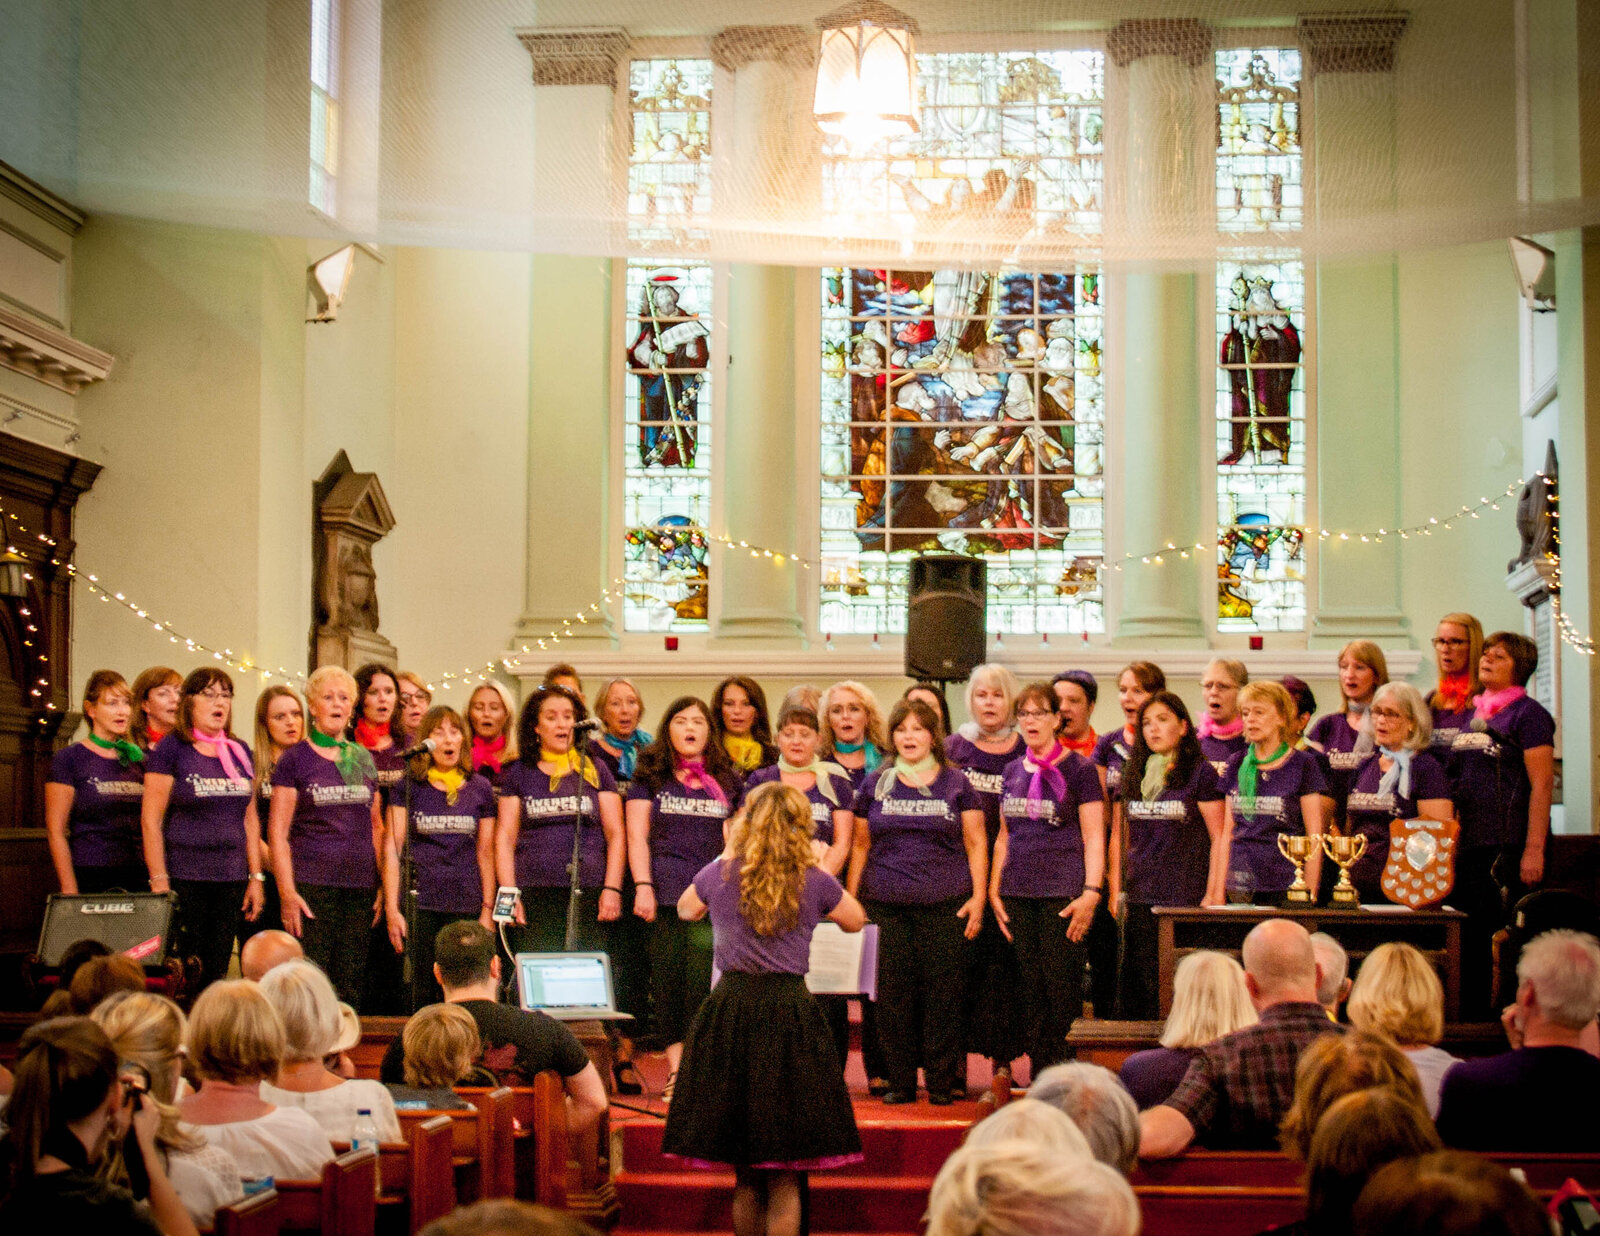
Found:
[514,951,633,1021]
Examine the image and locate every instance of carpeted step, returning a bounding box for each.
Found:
[614,1170,935,1232]
[616,1117,968,1178]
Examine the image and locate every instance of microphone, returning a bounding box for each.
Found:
[398,737,437,760]
[572,718,602,733]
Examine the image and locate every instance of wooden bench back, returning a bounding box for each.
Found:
[275,1146,377,1236]
[395,1088,516,1202]
[212,1188,279,1236]
[456,1073,568,1207]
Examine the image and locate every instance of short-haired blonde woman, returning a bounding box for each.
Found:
[178,980,334,1181]
[1308,640,1391,804]
[92,991,242,1226]
[389,1003,493,1110]
[1119,951,1257,1109]
[589,677,652,793]
[818,680,888,793]
[467,681,519,778]
[45,670,146,895]
[1343,684,1453,901]
[1219,681,1328,903]
[926,1136,1139,1236]
[1428,612,1483,752]
[258,959,401,1142]
[1347,942,1459,1116]
[268,665,400,1008]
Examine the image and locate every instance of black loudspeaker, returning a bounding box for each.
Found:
[38,892,177,967]
[905,554,987,680]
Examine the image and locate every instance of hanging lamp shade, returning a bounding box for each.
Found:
[813,1,920,147]
[0,549,28,599]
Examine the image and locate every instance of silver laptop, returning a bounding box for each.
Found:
[514,951,633,1021]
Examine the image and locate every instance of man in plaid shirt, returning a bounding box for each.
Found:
[1139,919,1343,1156]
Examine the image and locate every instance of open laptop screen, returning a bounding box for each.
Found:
[516,952,613,1013]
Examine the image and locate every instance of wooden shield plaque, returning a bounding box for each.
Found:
[1381,817,1460,909]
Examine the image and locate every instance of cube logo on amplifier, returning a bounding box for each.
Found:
[80,901,137,915]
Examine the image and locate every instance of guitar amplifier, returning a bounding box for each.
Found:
[38,892,178,967]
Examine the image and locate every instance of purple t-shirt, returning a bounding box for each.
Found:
[1221,748,1329,892]
[271,742,379,890]
[628,774,740,904]
[407,774,497,914]
[497,758,618,889]
[1430,703,1475,757]
[996,752,1102,899]
[1447,695,1556,849]
[946,733,1025,845]
[1093,728,1135,797]
[1306,711,1369,805]
[853,766,980,905]
[1199,731,1248,780]
[694,859,844,975]
[1125,760,1224,906]
[1344,750,1451,887]
[365,744,406,809]
[145,734,254,882]
[744,765,850,845]
[47,742,144,868]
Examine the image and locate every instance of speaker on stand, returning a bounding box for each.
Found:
[904,555,988,694]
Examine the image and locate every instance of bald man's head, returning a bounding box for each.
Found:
[1241,919,1320,1008]
[240,929,304,982]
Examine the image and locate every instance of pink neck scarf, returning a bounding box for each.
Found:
[1473,685,1527,721]
[1198,714,1244,741]
[1023,742,1067,819]
[195,726,251,784]
[676,758,728,805]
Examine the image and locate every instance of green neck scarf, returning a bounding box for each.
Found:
[309,724,375,788]
[89,730,144,767]
[1140,752,1172,801]
[1238,742,1290,804]
[894,754,940,797]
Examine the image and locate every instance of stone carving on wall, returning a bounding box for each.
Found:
[1509,439,1558,573]
[312,452,397,672]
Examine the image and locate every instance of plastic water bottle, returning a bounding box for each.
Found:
[352,1108,380,1197]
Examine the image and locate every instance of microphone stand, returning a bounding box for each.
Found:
[564,729,596,952]
[401,758,418,999]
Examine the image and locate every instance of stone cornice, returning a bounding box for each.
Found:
[1106,18,1212,68]
[0,306,113,394]
[710,25,815,72]
[0,162,84,237]
[515,27,631,88]
[1298,12,1410,74]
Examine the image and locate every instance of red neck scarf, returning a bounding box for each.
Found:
[1198,714,1244,741]
[354,717,390,750]
[1061,728,1096,758]
[1434,672,1473,713]
[145,723,170,748]
[472,732,507,773]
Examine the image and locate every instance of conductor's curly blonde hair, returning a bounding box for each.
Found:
[723,781,817,938]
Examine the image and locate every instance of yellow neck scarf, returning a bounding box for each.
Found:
[540,746,600,793]
[427,766,467,806]
[723,733,764,771]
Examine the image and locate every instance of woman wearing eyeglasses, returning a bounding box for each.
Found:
[1427,613,1483,756]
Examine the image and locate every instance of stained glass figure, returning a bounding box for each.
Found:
[1215,50,1302,233]
[627,59,712,250]
[1219,272,1302,466]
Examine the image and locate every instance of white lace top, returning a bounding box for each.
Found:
[165,1132,243,1227]
[190,1106,334,1183]
[259,1078,403,1144]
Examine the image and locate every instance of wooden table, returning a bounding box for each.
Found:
[1153,906,1465,1020]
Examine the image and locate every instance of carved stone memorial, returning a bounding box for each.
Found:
[312,451,397,672]
[1505,440,1561,801]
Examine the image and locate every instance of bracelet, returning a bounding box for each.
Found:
[249,872,267,882]
[603,886,623,895]
[635,882,653,888]
[149,874,168,883]
[1083,884,1103,894]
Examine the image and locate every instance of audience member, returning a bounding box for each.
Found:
[964,1098,1092,1160]
[388,1004,496,1110]
[1435,928,1600,1150]
[325,1001,361,1079]
[1028,1063,1140,1177]
[0,1016,199,1235]
[925,1136,1139,1236]
[420,1200,602,1236]
[90,992,242,1227]
[1309,933,1350,1020]
[1277,1030,1425,1159]
[43,939,111,1015]
[239,929,303,982]
[177,981,333,1181]
[1300,1088,1441,1236]
[68,954,146,1014]
[378,921,607,1130]
[1351,1150,1552,1236]
[257,960,401,1143]
[1120,951,1257,1110]
[1139,919,1340,1156]
[1346,942,1460,1117]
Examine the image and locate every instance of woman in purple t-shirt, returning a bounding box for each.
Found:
[142,668,266,988]
[626,697,744,1091]
[495,686,626,954]
[351,662,409,1014]
[989,682,1105,1073]
[1306,640,1390,821]
[244,685,304,940]
[269,665,402,1009]
[818,680,889,795]
[1197,658,1249,777]
[45,670,146,895]
[1428,611,1483,759]
[663,782,865,1236]
[847,697,987,1106]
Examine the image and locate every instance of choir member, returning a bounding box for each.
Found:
[396,705,496,1008]
[1281,676,1318,748]
[349,662,406,796]
[588,677,652,793]
[543,662,584,697]
[712,675,778,773]
[1306,641,1389,809]
[819,680,889,792]
[396,672,432,747]
[627,697,744,1091]
[1051,670,1099,758]
[466,681,519,778]
[245,685,304,939]
[1197,659,1248,777]
[904,682,953,739]
[269,665,402,1008]
[495,686,625,952]
[130,665,181,753]
[848,697,987,1105]
[989,682,1105,1071]
[45,670,146,895]
[141,668,264,988]
[1219,681,1328,904]
[1343,684,1452,903]
[1095,662,1166,797]
[1115,692,1226,1019]
[1428,612,1483,755]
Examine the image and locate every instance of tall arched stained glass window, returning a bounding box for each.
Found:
[1215,48,1308,633]
[819,51,1105,637]
[622,60,713,632]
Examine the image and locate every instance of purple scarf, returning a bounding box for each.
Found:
[1024,741,1067,819]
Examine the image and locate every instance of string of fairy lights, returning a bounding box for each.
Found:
[2,470,1595,715]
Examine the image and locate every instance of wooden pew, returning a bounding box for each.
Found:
[395,1088,516,1203]
[275,1146,378,1235]
[212,1188,280,1236]
[336,1113,456,1235]
[457,1073,570,1210]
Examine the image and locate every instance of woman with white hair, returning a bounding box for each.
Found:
[257,959,401,1143]
[1343,683,1453,902]
[1027,1063,1141,1177]
[926,1135,1139,1236]
[1119,951,1257,1109]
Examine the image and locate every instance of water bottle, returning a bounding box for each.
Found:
[352,1108,380,1197]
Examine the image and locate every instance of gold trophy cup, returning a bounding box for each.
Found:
[1277,834,1316,904]
[1321,833,1369,906]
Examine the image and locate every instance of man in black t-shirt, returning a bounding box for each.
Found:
[380,922,608,1129]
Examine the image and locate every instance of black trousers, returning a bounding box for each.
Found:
[1119,902,1162,1021]
[299,883,377,1009]
[964,914,1022,1066]
[76,864,149,895]
[1084,900,1121,1018]
[859,999,889,1082]
[610,884,654,1035]
[1455,844,1519,1020]
[650,907,714,1046]
[237,877,283,941]
[409,906,476,1010]
[867,896,969,1095]
[510,885,608,956]
[1004,896,1085,1072]
[170,878,247,989]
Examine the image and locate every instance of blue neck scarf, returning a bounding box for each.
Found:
[1377,745,1413,800]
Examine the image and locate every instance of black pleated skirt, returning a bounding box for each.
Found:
[661,971,863,1170]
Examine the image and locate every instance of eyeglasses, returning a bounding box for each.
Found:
[1432,637,1469,648]
[197,688,233,701]
[1016,708,1054,720]
[399,692,428,706]
[1370,706,1406,721]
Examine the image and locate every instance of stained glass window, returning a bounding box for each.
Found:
[309,0,340,216]
[1215,50,1307,632]
[623,60,713,632]
[819,51,1105,636]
